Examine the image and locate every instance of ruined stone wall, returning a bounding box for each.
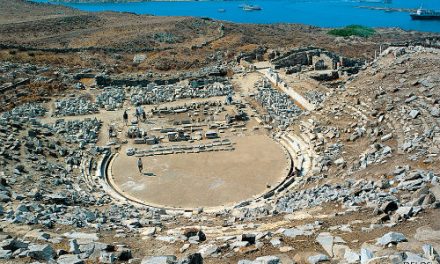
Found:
[95,76,180,87]
[271,51,310,69]
[0,43,162,53]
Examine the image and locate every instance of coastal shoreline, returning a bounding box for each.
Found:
[31,0,440,33]
[357,5,417,13]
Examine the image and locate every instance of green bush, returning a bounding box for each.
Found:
[328,25,375,37]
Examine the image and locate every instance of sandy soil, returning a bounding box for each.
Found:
[111,135,290,209]
[232,72,262,96]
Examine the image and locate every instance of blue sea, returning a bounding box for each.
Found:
[34,0,440,32]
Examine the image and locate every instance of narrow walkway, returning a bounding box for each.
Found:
[258,68,316,111]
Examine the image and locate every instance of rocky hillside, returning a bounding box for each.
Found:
[0,45,439,264]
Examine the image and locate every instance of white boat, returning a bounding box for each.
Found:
[242,4,262,11]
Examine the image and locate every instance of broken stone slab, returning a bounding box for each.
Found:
[156,236,177,244]
[329,224,352,233]
[431,107,440,117]
[409,109,420,119]
[254,255,281,264]
[231,241,250,250]
[78,242,112,259]
[419,193,436,207]
[395,206,413,219]
[366,254,404,264]
[403,252,432,263]
[430,185,440,202]
[63,232,99,243]
[333,243,350,259]
[334,158,346,167]
[422,244,438,261]
[140,227,157,237]
[397,179,424,191]
[0,249,12,259]
[307,253,329,264]
[56,254,85,264]
[401,141,412,152]
[316,233,334,257]
[382,145,392,155]
[197,244,219,258]
[0,237,29,251]
[179,244,190,254]
[238,255,280,264]
[270,238,282,247]
[376,232,407,246]
[141,255,177,264]
[27,244,55,261]
[283,228,314,238]
[404,95,418,103]
[381,133,393,142]
[360,247,375,264]
[344,249,360,264]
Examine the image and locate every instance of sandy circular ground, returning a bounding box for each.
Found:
[111,135,290,209]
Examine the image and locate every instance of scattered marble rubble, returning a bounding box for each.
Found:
[152,100,224,116]
[351,143,392,172]
[49,118,102,148]
[276,168,438,215]
[53,97,99,117]
[95,87,126,111]
[254,78,303,127]
[1,46,440,264]
[129,139,234,157]
[304,91,326,106]
[129,80,232,106]
[1,102,47,119]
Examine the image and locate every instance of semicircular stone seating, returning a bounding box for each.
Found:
[278,133,313,177]
[82,129,321,212]
[81,153,142,208]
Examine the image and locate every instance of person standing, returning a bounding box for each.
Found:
[135,107,140,121]
[123,110,128,126]
[137,157,143,174]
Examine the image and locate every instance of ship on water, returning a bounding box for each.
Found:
[410,7,440,20]
[242,4,262,11]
